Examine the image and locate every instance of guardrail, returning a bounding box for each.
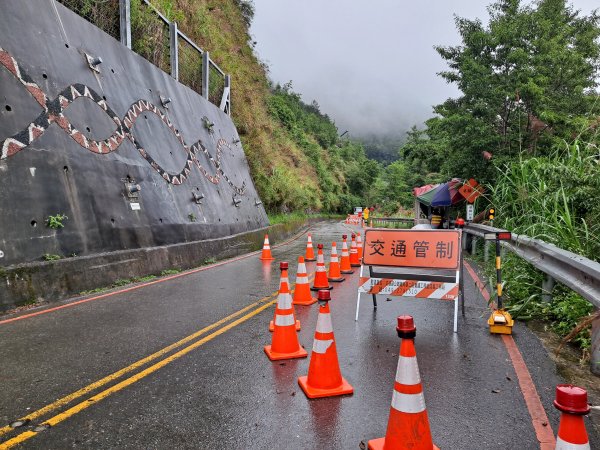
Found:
[463,223,600,374]
[369,217,414,228]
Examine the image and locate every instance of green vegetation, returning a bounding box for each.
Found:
[160,268,181,276]
[46,214,68,229]
[42,253,62,261]
[483,141,600,348]
[188,212,197,222]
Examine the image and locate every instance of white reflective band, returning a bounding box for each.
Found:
[279,277,289,286]
[317,255,324,264]
[395,356,421,385]
[277,293,293,309]
[429,282,458,299]
[275,314,295,326]
[296,276,308,284]
[264,238,270,244]
[313,338,334,354]
[316,313,333,333]
[555,437,590,450]
[316,266,326,272]
[330,256,339,262]
[307,243,313,247]
[391,391,426,414]
[298,263,306,272]
[264,245,271,249]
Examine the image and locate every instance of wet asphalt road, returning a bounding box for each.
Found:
[0,220,598,449]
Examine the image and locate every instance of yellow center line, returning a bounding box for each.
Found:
[0,298,278,450]
[0,290,279,438]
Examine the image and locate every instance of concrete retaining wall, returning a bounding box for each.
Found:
[0,218,319,312]
[0,1,268,269]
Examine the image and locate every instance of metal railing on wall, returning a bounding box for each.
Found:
[55,0,231,115]
[463,223,600,375]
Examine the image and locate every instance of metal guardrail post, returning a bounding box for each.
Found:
[471,237,478,256]
[592,313,600,375]
[202,51,210,100]
[484,240,490,263]
[542,274,555,303]
[119,0,131,49]
[220,74,231,114]
[169,21,178,80]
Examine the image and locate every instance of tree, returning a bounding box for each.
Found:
[413,0,600,182]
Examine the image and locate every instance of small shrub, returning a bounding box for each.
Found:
[160,269,181,276]
[46,214,68,229]
[42,253,62,261]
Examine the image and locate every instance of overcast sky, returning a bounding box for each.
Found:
[251,0,598,139]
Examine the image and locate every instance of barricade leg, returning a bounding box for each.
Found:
[453,297,458,333]
[355,265,364,321]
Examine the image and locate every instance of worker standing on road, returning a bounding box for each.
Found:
[362,207,370,226]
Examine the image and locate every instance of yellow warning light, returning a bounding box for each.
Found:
[488,208,495,221]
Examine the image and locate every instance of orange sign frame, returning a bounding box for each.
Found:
[362,229,461,269]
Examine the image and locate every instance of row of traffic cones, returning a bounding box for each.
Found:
[263,237,593,449]
[265,261,354,398]
[259,232,363,276]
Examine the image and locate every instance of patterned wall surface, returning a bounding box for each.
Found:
[0,0,267,265]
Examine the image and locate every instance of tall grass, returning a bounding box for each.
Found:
[489,140,599,348]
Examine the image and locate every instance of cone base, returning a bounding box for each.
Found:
[350,263,361,267]
[341,269,355,274]
[368,438,439,450]
[328,276,346,282]
[298,375,353,398]
[270,320,301,332]
[264,345,308,361]
[310,285,333,291]
[259,256,275,261]
[304,257,316,262]
[293,297,317,306]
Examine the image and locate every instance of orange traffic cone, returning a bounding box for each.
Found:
[293,256,317,306]
[350,234,361,267]
[298,290,353,398]
[305,233,316,261]
[368,316,439,450]
[554,384,591,449]
[264,262,308,361]
[328,242,345,282]
[356,232,363,261]
[311,244,333,291]
[259,234,274,261]
[270,262,300,331]
[340,234,354,274]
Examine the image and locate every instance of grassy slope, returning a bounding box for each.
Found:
[143,0,324,212]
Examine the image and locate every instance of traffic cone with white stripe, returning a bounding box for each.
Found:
[350,234,361,267]
[328,242,345,282]
[259,234,274,261]
[293,256,317,306]
[269,262,300,331]
[311,244,333,291]
[305,233,316,261]
[264,262,308,361]
[554,384,591,450]
[356,232,363,262]
[368,315,439,450]
[298,290,353,398]
[340,235,354,274]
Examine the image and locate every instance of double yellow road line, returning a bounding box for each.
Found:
[0,291,282,449]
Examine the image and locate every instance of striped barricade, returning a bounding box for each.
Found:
[355,229,463,332]
[358,277,459,300]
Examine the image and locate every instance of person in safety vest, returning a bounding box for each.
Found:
[430,208,442,229]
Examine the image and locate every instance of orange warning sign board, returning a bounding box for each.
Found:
[362,229,461,269]
[458,178,484,203]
